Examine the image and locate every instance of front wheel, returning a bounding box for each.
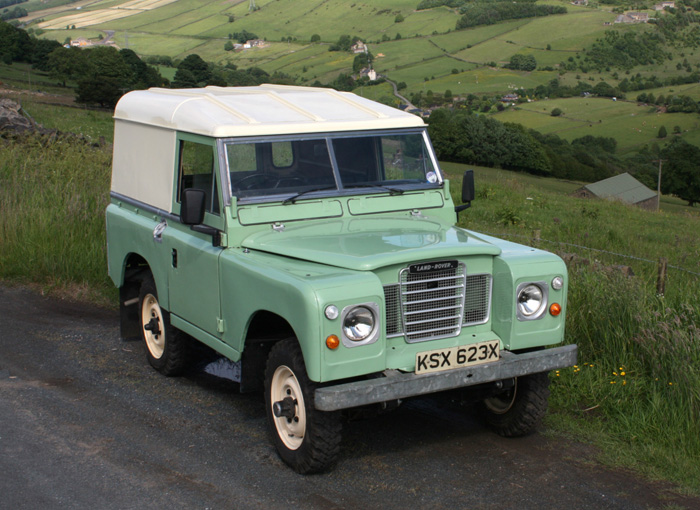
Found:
[477,372,550,437]
[138,277,188,376]
[264,338,341,474]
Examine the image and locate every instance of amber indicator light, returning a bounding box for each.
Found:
[326,335,340,350]
[550,303,562,316]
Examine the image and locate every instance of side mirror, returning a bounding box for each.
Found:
[181,188,206,225]
[455,170,474,215]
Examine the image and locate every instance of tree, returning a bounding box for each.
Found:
[507,54,536,71]
[310,34,320,43]
[171,68,198,88]
[76,76,122,107]
[120,48,166,89]
[660,138,700,206]
[224,41,234,51]
[329,34,354,51]
[178,54,211,84]
[352,51,372,73]
[551,108,563,117]
[395,13,405,23]
[0,19,33,64]
[47,46,90,87]
[658,125,668,139]
[87,46,133,84]
[31,38,62,71]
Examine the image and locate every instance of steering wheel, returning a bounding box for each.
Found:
[233,173,273,191]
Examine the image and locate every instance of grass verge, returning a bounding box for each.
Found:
[445,163,700,494]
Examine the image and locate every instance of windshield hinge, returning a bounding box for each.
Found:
[272,222,285,232]
[411,210,426,218]
[217,318,226,333]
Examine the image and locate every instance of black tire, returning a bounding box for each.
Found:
[477,372,550,437]
[264,338,341,474]
[138,277,188,376]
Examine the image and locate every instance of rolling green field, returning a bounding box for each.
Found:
[495,97,700,152]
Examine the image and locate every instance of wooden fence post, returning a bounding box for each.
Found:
[656,257,668,297]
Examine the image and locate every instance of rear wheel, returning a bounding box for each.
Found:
[138,277,188,376]
[478,372,550,437]
[264,338,341,474]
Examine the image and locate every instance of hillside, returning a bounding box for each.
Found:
[17,0,700,154]
[18,0,679,94]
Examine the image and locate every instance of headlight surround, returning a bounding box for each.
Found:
[340,303,380,347]
[516,282,548,320]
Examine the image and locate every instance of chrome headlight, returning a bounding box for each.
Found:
[340,303,380,347]
[516,282,548,320]
[551,276,564,291]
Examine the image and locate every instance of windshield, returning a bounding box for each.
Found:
[225,131,441,202]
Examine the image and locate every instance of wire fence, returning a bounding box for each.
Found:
[483,230,700,278]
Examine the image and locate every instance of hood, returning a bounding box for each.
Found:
[241,216,501,271]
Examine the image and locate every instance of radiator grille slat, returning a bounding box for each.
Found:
[384,268,491,342]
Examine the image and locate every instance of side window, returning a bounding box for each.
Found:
[178,140,219,215]
[271,141,294,168]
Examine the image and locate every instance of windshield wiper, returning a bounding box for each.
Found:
[282,186,337,205]
[344,183,404,195]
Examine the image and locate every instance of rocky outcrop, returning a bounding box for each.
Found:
[0,99,36,133]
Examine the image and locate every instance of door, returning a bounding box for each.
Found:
[165,135,223,338]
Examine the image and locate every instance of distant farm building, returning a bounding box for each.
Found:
[243,39,268,49]
[571,0,588,5]
[359,68,377,81]
[615,12,650,23]
[573,173,657,210]
[351,41,368,53]
[501,93,519,104]
[70,38,92,47]
[654,1,675,9]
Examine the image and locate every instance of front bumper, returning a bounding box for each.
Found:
[314,344,577,411]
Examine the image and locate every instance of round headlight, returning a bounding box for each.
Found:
[552,276,564,291]
[517,284,544,317]
[343,306,375,342]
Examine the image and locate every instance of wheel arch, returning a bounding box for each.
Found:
[240,310,298,393]
[117,252,169,340]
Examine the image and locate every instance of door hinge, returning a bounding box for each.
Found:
[217,318,226,333]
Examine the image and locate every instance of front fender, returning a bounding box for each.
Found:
[219,248,386,383]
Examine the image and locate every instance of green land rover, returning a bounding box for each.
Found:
[106,85,577,473]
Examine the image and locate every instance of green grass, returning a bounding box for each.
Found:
[494,97,700,153]
[0,133,115,303]
[0,62,73,95]
[443,162,700,491]
[20,100,115,142]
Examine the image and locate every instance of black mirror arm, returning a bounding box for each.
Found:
[191,224,222,247]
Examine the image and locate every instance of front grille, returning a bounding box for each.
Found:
[384,269,491,343]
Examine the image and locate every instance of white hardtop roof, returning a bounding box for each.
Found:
[113,84,425,138]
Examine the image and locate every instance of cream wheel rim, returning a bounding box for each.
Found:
[141,293,165,359]
[270,365,306,450]
[484,379,518,414]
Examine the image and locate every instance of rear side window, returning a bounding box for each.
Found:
[178,140,219,215]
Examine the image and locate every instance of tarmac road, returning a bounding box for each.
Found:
[1,285,697,510]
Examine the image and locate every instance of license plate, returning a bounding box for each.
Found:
[415,339,500,375]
